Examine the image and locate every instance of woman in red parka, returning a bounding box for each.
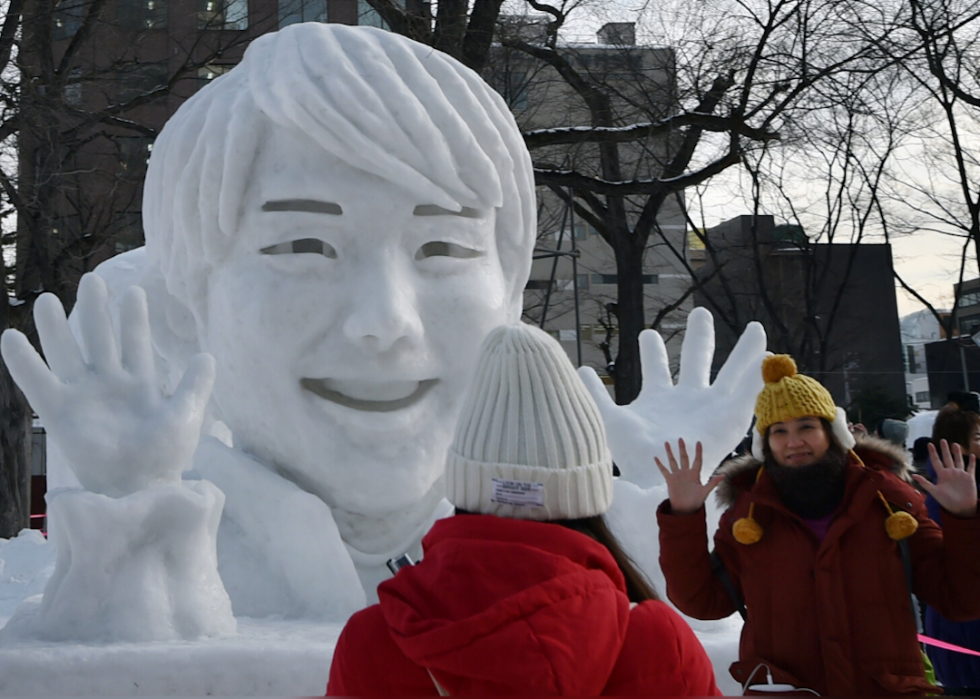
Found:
[657,354,980,696]
[327,322,721,696]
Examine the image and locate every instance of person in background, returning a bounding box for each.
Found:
[878,418,910,449]
[327,323,721,696]
[912,437,932,474]
[922,400,980,691]
[657,354,980,696]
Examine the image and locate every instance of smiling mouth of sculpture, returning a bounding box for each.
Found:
[300,378,438,412]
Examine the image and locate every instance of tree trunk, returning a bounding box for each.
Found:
[613,238,646,405]
[0,357,31,538]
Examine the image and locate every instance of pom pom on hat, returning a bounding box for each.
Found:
[762,354,798,384]
[445,323,614,521]
[754,354,837,435]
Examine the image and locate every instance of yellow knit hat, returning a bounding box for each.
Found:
[754,355,836,434]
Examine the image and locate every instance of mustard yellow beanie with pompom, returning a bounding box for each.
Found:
[754,355,837,435]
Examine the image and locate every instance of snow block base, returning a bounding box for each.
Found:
[0,614,342,695]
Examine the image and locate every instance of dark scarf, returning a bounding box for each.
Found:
[765,448,849,519]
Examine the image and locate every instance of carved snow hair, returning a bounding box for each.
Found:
[142,23,535,324]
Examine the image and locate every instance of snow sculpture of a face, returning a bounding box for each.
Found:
[205,128,510,514]
[142,23,535,517]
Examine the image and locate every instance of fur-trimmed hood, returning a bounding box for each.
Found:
[713,434,915,509]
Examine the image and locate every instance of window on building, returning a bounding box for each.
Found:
[357,0,403,28]
[117,137,154,178]
[52,0,86,40]
[50,215,81,239]
[959,314,980,337]
[198,63,233,90]
[957,289,980,308]
[64,68,82,105]
[115,63,168,103]
[118,0,167,29]
[504,70,529,110]
[525,279,551,291]
[199,0,248,30]
[554,222,594,241]
[114,212,144,253]
[279,0,325,26]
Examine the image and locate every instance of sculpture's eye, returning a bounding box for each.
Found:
[260,238,337,258]
[414,242,483,260]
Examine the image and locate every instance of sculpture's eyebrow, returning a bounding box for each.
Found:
[413,204,482,218]
[262,199,343,215]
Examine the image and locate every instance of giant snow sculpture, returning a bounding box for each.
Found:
[1,22,536,636]
[0,20,767,650]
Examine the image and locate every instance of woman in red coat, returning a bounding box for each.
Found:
[657,354,980,696]
[327,323,721,696]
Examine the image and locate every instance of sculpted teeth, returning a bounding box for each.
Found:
[300,378,437,412]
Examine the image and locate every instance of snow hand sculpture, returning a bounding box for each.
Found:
[579,307,767,488]
[0,273,235,642]
[1,273,214,497]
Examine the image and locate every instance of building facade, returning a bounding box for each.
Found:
[488,21,691,380]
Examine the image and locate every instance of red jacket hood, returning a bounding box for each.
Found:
[377,515,631,695]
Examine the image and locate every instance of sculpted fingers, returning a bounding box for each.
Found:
[119,286,154,378]
[168,353,216,425]
[1,329,61,416]
[714,321,767,394]
[638,329,672,394]
[34,293,86,380]
[578,366,617,416]
[76,274,121,375]
[677,307,715,390]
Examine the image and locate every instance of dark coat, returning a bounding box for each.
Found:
[658,437,980,696]
[328,514,721,696]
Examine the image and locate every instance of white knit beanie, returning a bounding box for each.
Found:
[446,322,614,520]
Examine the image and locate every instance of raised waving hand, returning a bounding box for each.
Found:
[912,439,978,518]
[1,273,214,497]
[655,439,723,514]
[578,307,766,488]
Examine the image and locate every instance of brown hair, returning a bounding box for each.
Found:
[932,402,980,451]
[557,515,660,603]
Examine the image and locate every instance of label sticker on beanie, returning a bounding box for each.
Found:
[492,479,544,507]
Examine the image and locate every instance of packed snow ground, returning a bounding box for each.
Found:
[0,527,743,695]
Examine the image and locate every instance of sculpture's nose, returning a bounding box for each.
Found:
[342,259,423,354]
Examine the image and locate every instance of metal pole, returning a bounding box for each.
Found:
[568,188,583,367]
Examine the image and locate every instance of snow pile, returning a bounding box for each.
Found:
[0,530,55,629]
